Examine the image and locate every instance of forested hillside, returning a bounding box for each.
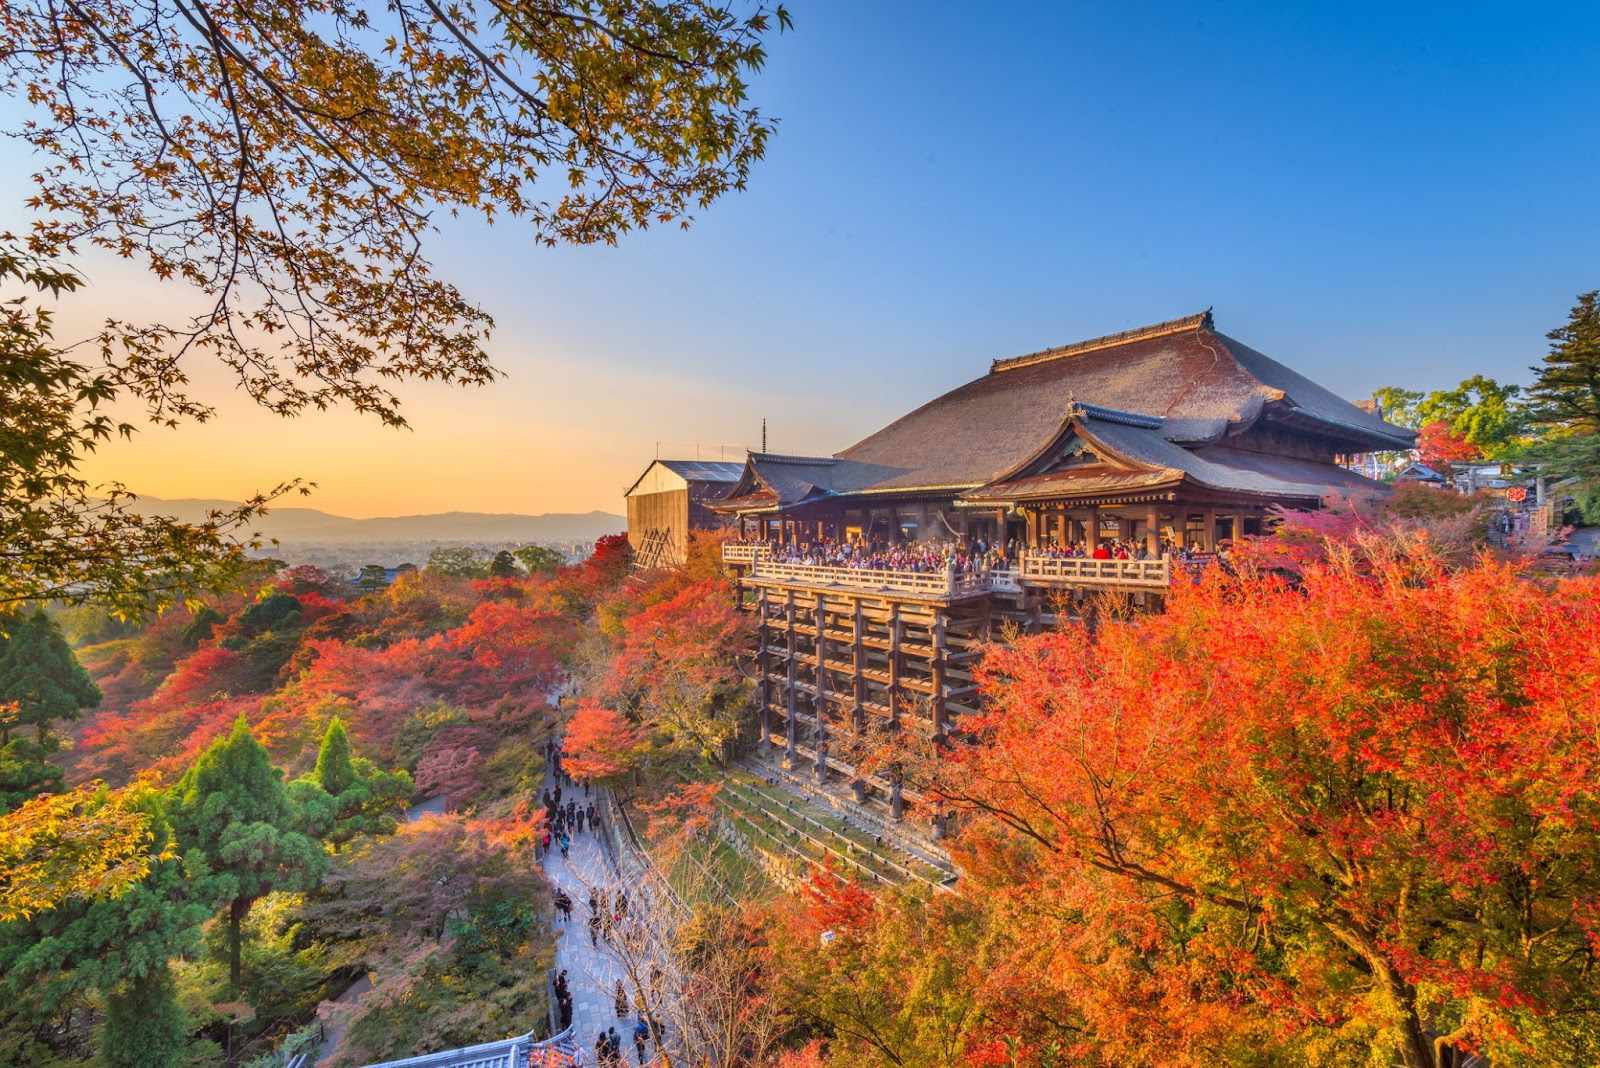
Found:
[6,517,1600,1068]
[0,535,659,1066]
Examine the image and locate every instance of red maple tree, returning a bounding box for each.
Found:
[914,546,1600,1067]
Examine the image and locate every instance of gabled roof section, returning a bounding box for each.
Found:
[624,459,745,498]
[964,406,1391,504]
[832,310,1413,496]
[990,310,1215,373]
[715,452,842,511]
[656,459,745,482]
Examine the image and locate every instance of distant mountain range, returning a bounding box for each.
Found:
[128,497,625,544]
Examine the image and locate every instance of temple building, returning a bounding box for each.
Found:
[624,458,744,568]
[708,310,1412,819]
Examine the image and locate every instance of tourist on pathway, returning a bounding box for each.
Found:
[615,979,630,1018]
[559,832,570,860]
[576,808,586,833]
[589,912,603,947]
[607,1027,623,1067]
[633,1018,650,1065]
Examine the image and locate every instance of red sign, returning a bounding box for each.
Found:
[1506,487,1528,502]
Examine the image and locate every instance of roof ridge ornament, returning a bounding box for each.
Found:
[991,308,1216,374]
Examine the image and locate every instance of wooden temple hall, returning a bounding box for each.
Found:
[705,310,1413,810]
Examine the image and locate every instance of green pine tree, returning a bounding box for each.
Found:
[167,716,325,993]
[488,549,522,579]
[1528,290,1600,431]
[0,794,215,1068]
[291,717,412,853]
[0,608,101,745]
[313,716,356,795]
[99,968,189,1068]
[0,609,100,812]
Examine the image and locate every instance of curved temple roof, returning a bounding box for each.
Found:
[716,310,1412,511]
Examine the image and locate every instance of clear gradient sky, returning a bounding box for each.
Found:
[17,0,1600,518]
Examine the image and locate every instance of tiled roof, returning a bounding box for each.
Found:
[830,311,1411,494]
[713,311,1411,511]
[964,408,1388,503]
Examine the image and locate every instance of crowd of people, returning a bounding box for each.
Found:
[762,536,1009,575]
[743,532,1221,577]
[540,737,600,861]
[542,735,673,1067]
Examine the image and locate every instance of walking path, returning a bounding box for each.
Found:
[543,782,684,1068]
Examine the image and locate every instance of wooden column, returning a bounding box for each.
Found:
[851,601,867,800]
[1087,505,1101,552]
[887,604,902,728]
[931,615,948,739]
[1146,508,1161,555]
[814,593,828,783]
[852,602,866,731]
[1203,509,1218,552]
[785,590,798,766]
[757,588,772,755]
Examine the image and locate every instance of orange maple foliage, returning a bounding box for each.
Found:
[1416,418,1483,468]
[561,703,647,786]
[914,546,1600,1067]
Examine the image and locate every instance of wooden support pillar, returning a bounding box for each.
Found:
[851,602,866,731]
[851,600,867,800]
[1203,509,1218,552]
[887,604,902,728]
[1146,507,1161,556]
[1087,505,1101,552]
[890,772,904,821]
[814,593,828,784]
[757,588,772,755]
[931,615,948,739]
[785,590,798,766]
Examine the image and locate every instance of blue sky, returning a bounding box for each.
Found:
[35,0,1600,515]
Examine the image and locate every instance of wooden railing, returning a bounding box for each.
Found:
[733,549,1172,594]
[748,560,961,596]
[722,542,771,564]
[1019,554,1172,587]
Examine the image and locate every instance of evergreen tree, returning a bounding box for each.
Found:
[0,795,213,1068]
[100,969,189,1068]
[314,716,356,795]
[1528,290,1600,430]
[292,718,412,853]
[488,550,522,579]
[166,716,325,992]
[0,608,100,745]
[513,545,563,574]
[0,608,100,812]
